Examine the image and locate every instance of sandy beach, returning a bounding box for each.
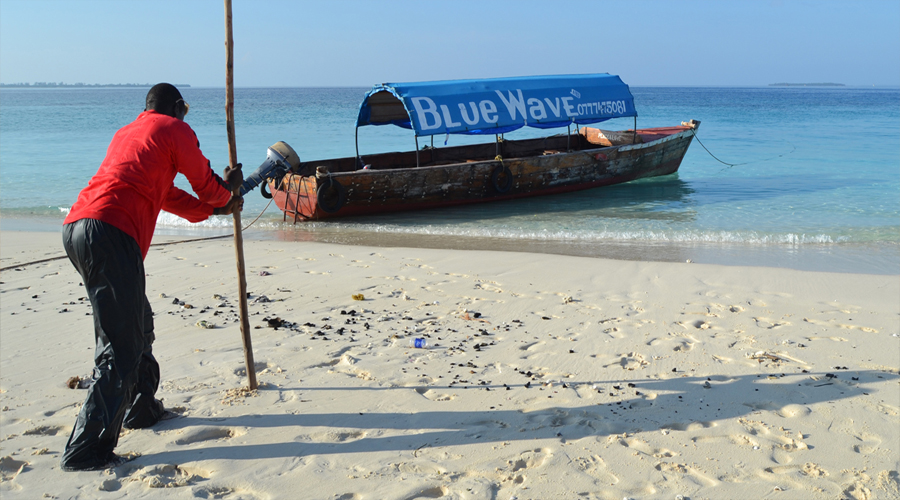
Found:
[1,229,898,500]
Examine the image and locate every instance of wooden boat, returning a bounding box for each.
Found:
[263,74,699,221]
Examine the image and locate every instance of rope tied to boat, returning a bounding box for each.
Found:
[3,199,274,272]
[241,197,273,231]
[690,129,796,173]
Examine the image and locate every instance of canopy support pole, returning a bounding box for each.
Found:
[415,136,420,168]
[633,116,637,144]
[567,124,571,151]
[355,126,360,167]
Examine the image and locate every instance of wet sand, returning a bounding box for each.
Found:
[3,213,898,276]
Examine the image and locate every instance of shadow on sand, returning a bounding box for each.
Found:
[140,369,896,465]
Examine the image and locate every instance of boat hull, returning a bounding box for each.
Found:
[270,122,698,221]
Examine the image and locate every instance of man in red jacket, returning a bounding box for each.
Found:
[60,83,242,471]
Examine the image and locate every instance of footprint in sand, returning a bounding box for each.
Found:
[804,335,848,342]
[602,326,625,339]
[764,464,800,475]
[400,486,448,500]
[877,470,900,495]
[173,427,245,445]
[403,262,433,270]
[661,420,716,432]
[295,430,369,443]
[801,462,829,477]
[507,448,552,473]
[131,464,210,488]
[737,418,772,437]
[234,360,271,377]
[618,436,677,458]
[647,333,699,352]
[608,352,649,371]
[655,462,688,473]
[692,434,759,448]
[415,388,455,402]
[654,462,718,487]
[804,317,878,333]
[310,353,359,369]
[851,432,882,454]
[474,281,503,293]
[22,425,67,436]
[574,455,618,484]
[629,395,656,409]
[674,319,712,330]
[192,485,266,500]
[873,403,899,417]
[776,404,812,418]
[673,339,695,352]
[0,456,28,481]
[313,354,374,381]
[742,402,812,418]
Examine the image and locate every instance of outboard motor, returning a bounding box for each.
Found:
[239,141,300,198]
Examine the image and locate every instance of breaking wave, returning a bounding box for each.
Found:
[153,210,898,247]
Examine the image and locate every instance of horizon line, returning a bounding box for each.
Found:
[2,83,899,89]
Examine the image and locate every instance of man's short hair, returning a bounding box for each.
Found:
[145,83,183,115]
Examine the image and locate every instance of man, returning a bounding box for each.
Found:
[60,83,242,471]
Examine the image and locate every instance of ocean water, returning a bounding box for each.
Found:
[1,86,898,274]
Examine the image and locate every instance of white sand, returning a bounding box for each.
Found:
[1,230,898,499]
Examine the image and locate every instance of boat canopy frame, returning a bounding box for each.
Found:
[353,74,638,167]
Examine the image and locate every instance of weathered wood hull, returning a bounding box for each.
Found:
[270,121,698,221]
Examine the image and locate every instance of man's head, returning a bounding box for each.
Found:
[145,83,188,120]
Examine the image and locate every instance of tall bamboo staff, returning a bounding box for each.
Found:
[224,0,257,390]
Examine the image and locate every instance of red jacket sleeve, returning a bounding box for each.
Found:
[171,125,233,208]
[162,185,215,222]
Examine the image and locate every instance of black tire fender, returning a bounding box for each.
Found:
[491,164,513,193]
[316,177,347,213]
[260,180,273,199]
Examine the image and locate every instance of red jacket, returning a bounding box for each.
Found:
[64,111,232,258]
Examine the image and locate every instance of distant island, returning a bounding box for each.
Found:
[0,82,190,88]
[769,83,845,87]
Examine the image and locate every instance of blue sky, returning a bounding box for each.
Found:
[1,0,898,87]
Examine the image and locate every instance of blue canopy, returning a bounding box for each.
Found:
[356,74,636,136]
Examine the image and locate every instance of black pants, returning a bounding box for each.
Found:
[61,219,165,470]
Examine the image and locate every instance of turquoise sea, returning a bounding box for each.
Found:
[1,86,898,274]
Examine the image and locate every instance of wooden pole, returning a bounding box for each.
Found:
[224,0,257,390]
